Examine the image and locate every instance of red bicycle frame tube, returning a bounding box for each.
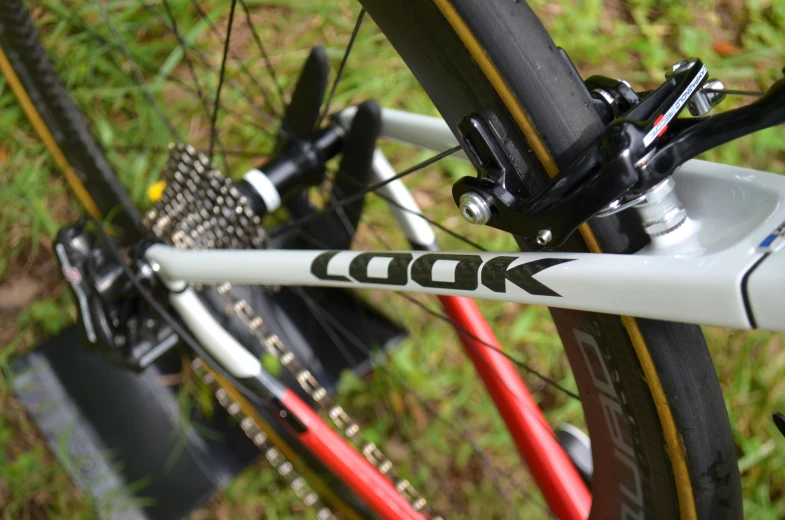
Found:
[281,389,426,520]
[277,296,590,519]
[438,295,592,520]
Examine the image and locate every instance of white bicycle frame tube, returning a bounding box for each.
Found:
[149,108,785,380]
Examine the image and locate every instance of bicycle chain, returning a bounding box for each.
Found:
[191,357,336,520]
[217,284,437,517]
[144,144,438,518]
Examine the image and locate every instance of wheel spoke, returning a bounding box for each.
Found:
[270,146,461,238]
[160,0,232,173]
[141,2,285,137]
[326,166,488,251]
[187,0,282,120]
[54,1,277,141]
[95,0,181,141]
[317,9,366,128]
[239,0,288,110]
[397,293,580,401]
[208,0,239,163]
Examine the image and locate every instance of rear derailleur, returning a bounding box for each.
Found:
[54,220,177,370]
[453,58,785,248]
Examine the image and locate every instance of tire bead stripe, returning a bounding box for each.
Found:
[429,0,601,253]
[0,43,102,220]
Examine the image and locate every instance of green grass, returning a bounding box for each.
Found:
[0,0,784,518]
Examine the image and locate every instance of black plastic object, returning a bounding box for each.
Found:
[277,46,330,216]
[238,47,336,216]
[54,220,178,371]
[325,100,382,249]
[281,46,329,141]
[9,327,258,520]
[774,413,785,439]
[556,425,594,489]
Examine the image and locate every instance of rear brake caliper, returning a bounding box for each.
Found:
[453,58,785,248]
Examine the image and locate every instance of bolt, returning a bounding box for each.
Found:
[634,177,687,237]
[459,192,493,225]
[688,79,726,116]
[665,58,698,79]
[703,79,726,100]
[592,87,615,107]
[138,262,154,280]
[536,229,553,246]
[617,78,632,89]
[687,79,725,116]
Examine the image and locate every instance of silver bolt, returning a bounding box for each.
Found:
[138,261,155,280]
[592,87,615,107]
[617,78,632,89]
[536,229,553,246]
[459,192,492,225]
[665,58,698,79]
[634,177,687,237]
[688,79,726,116]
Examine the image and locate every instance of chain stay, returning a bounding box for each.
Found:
[191,358,335,520]
[218,281,437,517]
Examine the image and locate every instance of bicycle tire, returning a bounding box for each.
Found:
[0,0,743,518]
[0,0,143,238]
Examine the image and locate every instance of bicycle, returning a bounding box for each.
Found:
[2,0,783,518]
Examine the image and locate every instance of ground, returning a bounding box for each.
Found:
[0,0,784,518]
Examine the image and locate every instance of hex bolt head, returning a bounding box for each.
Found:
[536,229,553,246]
[459,192,493,225]
[665,58,698,79]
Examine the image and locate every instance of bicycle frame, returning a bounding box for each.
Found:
[149,108,785,333]
[145,108,785,519]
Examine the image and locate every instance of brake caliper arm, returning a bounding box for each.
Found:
[453,59,785,248]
